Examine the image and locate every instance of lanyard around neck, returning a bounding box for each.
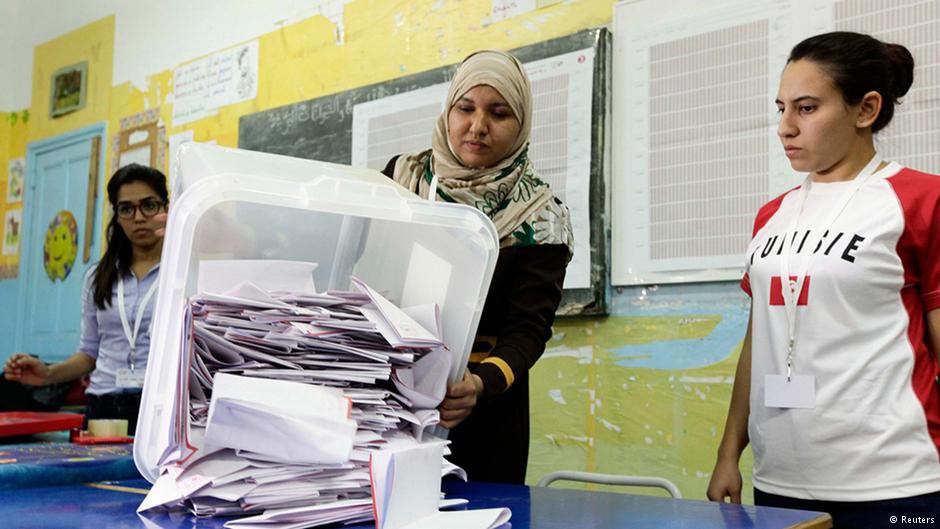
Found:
[117,271,160,371]
[778,154,884,379]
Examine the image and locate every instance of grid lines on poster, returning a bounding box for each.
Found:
[647,20,770,261]
[365,103,441,171]
[529,74,571,202]
[836,0,940,174]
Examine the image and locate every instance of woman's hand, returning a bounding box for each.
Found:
[154,212,168,238]
[707,308,752,504]
[439,369,484,429]
[706,456,743,503]
[3,353,51,386]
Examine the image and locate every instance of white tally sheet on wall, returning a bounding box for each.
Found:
[612,0,940,285]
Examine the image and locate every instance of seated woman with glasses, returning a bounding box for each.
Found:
[4,163,168,432]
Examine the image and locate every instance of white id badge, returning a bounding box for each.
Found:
[116,368,145,389]
[764,374,816,409]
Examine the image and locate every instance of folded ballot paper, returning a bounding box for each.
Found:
[352,277,443,349]
[204,374,356,464]
[139,264,509,528]
[371,442,510,529]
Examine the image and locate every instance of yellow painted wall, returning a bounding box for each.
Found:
[12,0,615,260]
[0,110,7,276]
[0,110,29,277]
[30,16,114,143]
[106,0,615,172]
[9,16,115,282]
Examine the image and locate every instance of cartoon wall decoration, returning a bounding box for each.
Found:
[2,209,22,257]
[43,210,79,282]
[6,158,24,203]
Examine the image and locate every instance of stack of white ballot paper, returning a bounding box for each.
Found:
[138,263,509,529]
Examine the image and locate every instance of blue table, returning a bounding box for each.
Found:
[1,478,831,529]
[0,432,139,489]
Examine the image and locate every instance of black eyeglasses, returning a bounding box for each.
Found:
[115,198,165,219]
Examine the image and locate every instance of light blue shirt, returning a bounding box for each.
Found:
[79,263,160,395]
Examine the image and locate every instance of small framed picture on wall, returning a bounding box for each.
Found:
[49,61,88,118]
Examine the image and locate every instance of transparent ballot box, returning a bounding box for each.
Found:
[134,143,498,481]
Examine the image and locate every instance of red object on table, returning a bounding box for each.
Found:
[70,433,134,445]
[0,412,84,437]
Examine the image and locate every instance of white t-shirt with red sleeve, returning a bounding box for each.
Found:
[742,163,940,501]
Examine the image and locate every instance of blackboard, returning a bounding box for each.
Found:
[239,28,610,315]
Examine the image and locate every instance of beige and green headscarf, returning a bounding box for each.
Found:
[391,50,573,256]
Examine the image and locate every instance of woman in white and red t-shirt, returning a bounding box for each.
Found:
[707,31,940,527]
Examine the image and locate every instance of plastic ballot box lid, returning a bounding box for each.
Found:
[134,143,499,481]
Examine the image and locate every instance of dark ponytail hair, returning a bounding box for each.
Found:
[92,164,168,309]
[788,31,914,133]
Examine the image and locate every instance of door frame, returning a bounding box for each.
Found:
[14,122,107,352]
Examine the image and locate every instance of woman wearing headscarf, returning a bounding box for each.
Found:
[382,49,573,484]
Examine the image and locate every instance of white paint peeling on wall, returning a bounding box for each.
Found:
[542,344,593,361]
[598,418,621,433]
[544,433,597,447]
[548,388,567,405]
[679,376,733,384]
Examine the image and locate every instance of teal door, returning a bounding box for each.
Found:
[18,125,104,362]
